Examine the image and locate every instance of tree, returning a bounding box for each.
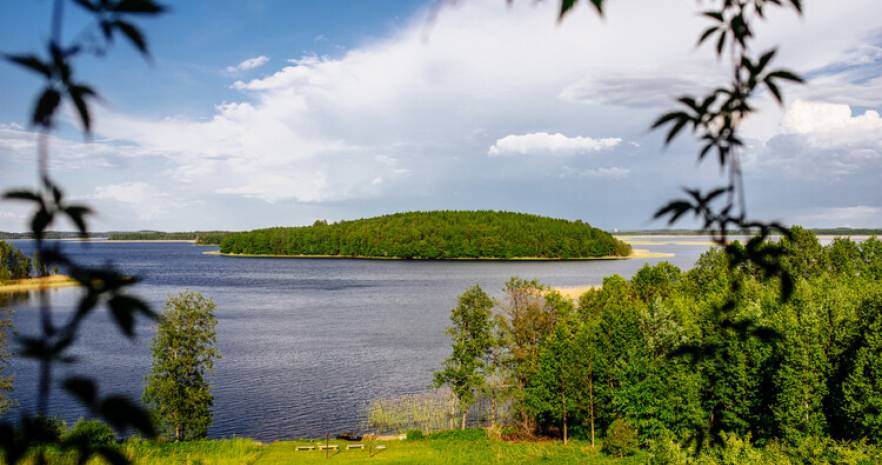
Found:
[143,291,220,440]
[526,316,587,444]
[496,278,571,433]
[433,285,495,430]
[840,294,882,442]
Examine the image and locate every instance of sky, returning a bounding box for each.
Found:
[1,0,881,232]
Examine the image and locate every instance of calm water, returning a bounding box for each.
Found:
[3,239,709,440]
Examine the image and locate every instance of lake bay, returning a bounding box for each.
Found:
[5,239,709,440]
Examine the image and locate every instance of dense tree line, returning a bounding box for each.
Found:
[436,228,882,458]
[106,231,228,245]
[0,241,32,281]
[220,211,631,259]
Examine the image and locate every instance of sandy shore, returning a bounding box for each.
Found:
[552,285,600,301]
[0,275,79,293]
[628,248,675,258]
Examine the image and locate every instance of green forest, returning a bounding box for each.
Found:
[106,231,228,245]
[219,211,631,259]
[433,227,882,462]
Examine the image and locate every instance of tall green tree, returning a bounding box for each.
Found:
[143,291,220,440]
[434,285,495,430]
[497,278,570,433]
[526,316,587,444]
[840,294,882,442]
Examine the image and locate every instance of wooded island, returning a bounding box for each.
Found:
[219,211,632,259]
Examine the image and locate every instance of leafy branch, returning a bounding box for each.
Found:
[558,0,805,448]
[1,1,165,464]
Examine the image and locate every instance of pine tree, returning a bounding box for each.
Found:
[143,291,220,440]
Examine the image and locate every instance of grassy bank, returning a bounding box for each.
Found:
[0,275,78,294]
[30,436,642,465]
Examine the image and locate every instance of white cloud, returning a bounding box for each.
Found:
[747,99,882,179]
[90,182,169,221]
[488,132,621,157]
[10,0,875,229]
[0,123,137,170]
[560,166,630,180]
[92,181,163,203]
[226,55,270,73]
[780,100,882,140]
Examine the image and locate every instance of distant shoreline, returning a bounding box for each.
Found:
[204,248,672,261]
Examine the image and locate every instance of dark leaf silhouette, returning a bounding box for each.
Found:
[33,88,61,128]
[100,396,156,437]
[62,377,98,406]
[113,20,149,56]
[5,54,52,78]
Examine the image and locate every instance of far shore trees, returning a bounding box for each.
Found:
[144,291,220,440]
[434,285,495,430]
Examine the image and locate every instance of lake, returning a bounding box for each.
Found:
[3,239,710,440]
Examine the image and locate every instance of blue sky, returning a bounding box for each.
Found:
[1,0,881,231]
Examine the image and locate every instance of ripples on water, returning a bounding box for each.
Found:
[4,239,709,440]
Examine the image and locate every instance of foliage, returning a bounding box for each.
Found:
[62,418,116,448]
[143,291,220,441]
[495,278,572,433]
[107,231,229,245]
[438,231,882,455]
[525,315,587,444]
[604,418,639,458]
[406,429,425,440]
[220,211,631,259]
[648,434,689,465]
[434,285,496,429]
[562,1,810,449]
[427,428,487,441]
[0,241,33,281]
[840,294,882,441]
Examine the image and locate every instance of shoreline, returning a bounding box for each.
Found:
[0,275,79,294]
[204,247,673,261]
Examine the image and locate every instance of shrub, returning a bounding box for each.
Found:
[406,429,425,440]
[428,428,487,441]
[31,416,67,444]
[604,418,639,458]
[648,434,689,465]
[63,418,116,447]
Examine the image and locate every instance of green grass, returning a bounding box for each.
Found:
[28,437,647,465]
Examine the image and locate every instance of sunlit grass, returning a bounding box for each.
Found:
[24,436,648,465]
